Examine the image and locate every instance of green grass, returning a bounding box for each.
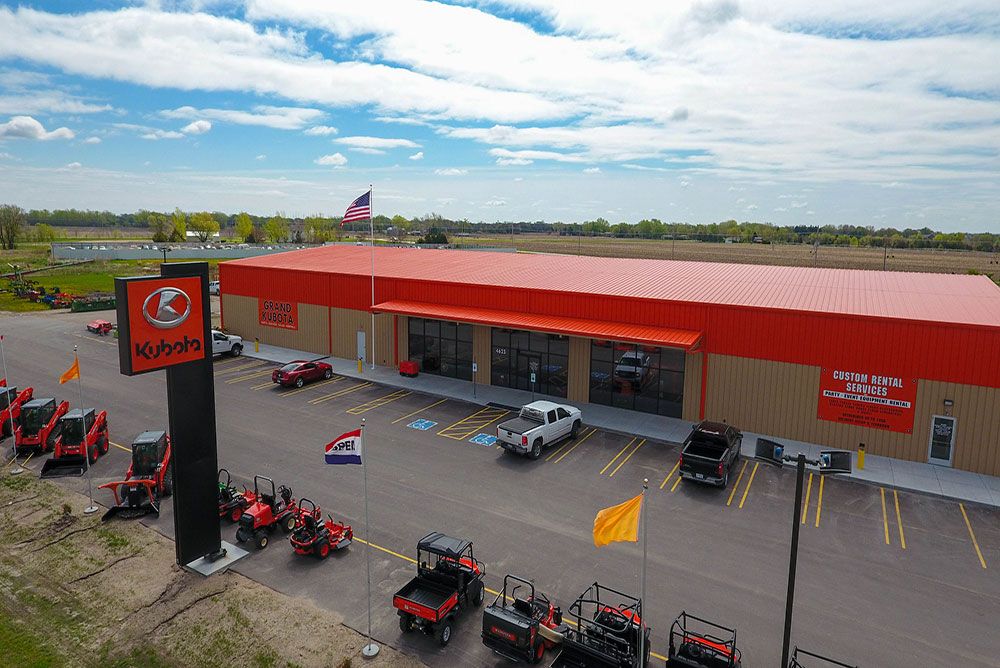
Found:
[0,611,64,667]
[0,292,50,312]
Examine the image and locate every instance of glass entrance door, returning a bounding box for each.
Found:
[928,415,956,466]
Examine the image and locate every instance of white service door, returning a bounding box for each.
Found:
[356,330,366,363]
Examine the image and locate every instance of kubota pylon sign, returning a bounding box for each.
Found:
[116,276,208,375]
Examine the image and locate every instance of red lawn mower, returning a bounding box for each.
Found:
[235,475,298,550]
[99,430,172,520]
[14,397,69,455]
[289,498,353,559]
[218,468,255,523]
[40,407,109,477]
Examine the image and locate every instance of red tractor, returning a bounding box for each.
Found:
[100,431,172,520]
[14,398,69,455]
[235,475,298,550]
[0,384,33,441]
[289,498,353,559]
[218,468,255,523]
[40,407,109,478]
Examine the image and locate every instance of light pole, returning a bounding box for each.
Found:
[161,247,171,263]
[754,440,852,667]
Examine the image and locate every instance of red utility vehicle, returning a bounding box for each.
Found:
[272,360,333,388]
[99,431,172,520]
[482,574,562,664]
[235,475,298,550]
[14,398,69,455]
[394,532,486,646]
[41,407,109,477]
[289,498,353,559]
[667,611,741,668]
[0,384,33,440]
[550,582,650,668]
[218,468,255,523]
[86,319,114,335]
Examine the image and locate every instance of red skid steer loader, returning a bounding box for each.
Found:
[15,398,69,455]
[40,408,109,477]
[0,384,33,440]
[100,431,172,520]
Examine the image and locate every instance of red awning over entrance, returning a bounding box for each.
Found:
[373,300,703,350]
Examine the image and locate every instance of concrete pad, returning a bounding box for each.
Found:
[184,540,249,576]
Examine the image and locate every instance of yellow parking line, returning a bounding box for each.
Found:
[814,475,825,527]
[438,407,509,440]
[251,380,276,390]
[347,390,411,415]
[670,474,682,492]
[893,490,906,550]
[880,488,891,545]
[659,460,681,489]
[214,360,264,376]
[20,452,34,469]
[278,376,342,397]
[801,472,814,524]
[737,462,759,509]
[110,441,130,453]
[391,398,447,424]
[308,382,373,404]
[552,428,597,464]
[600,437,637,475]
[608,439,645,478]
[225,367,276,384]
[959,503,988,569]
[726,460,749,505]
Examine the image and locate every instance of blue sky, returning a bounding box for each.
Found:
[0,0,998,230]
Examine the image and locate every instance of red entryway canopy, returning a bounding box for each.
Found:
[372,300,703,350]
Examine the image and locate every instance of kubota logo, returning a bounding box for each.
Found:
[142,287,191,329]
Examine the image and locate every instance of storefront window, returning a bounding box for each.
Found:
[408,318,473,380]
[491,328,568,398]
[589,340,684,417]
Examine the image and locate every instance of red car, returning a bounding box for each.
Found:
[272,360,333,388]
[87,319,114,335]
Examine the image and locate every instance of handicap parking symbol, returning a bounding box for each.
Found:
[408,419,437,431]
[469,433,497,446]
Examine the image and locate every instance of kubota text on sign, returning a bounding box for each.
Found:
[259,298,298,330]
[817,367,917,433]
[116,276,208,375]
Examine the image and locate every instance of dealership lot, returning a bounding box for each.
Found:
[3,310,999,667]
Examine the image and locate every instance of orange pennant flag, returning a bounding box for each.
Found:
[59,356,80,384]
[593,493,643,547]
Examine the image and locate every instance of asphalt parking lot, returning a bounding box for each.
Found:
[3,309,999,667]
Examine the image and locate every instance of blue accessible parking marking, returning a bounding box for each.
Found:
[469,433,497,446]
[407,419,437,431]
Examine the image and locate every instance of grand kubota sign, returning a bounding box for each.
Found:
[115,276,208,375]
[817,367,917,434]
[259,298,297,330]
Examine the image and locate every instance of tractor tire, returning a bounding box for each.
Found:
[570,420,581,438]
[399,614,414,633]
[314,539,330,560]
[532,641,545,664]
[88,445,99,465]
[281,513,296,533]
[235,527,249,544]
[472,580,484,606]
[530,439,542,460]
[162,464,173,497]
[230,344,242,357]
[230,507,243,523]
[323,369,332,379]
[295,377,304,388]
[435,621,452,646]
[254,530,269,550]
[99,433,109,455]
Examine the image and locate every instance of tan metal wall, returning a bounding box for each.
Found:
[221,294,329,355]
[473,325,491,384]
[329,307,393,366]
[682,352,702,422]
[567,337,591,404]
[705,354,1000,476]
[397,316,408,363]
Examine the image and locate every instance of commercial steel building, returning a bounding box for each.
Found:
[220,246,1000,476]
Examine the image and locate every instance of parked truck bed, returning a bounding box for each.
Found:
[497,416,542,436]
[394,576,457,620]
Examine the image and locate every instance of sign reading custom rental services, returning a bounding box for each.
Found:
[817,368,917,433]
[259,298,298,330]
[115,276,208,375]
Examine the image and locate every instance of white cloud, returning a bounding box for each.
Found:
[349,147,386,155]
[496,157,532,166]
[435,168,467,176]
[0,92,112,116]
[162,105,325,130]
[181,119,212,135]
[64,161,81,169]
[484,198,506,206]
[0,115,74,140]
[0,151,12,159]
[583,167,600,173]
[314,152,347,166]
[408,151,424,160]
[489,147,584,163]
[335,136,420,150]
[303,125,339,136]
[82,136,101,144]
[255,154,266,160]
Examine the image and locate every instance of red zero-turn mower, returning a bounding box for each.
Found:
[99,431,172,520]
[40,407,109,477]
[289,498,353,559]
[235,475,298,550]
[0,384,33,440]
[218,468,255,523]
[14,398,69,455]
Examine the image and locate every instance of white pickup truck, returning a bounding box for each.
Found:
[496,400,583,459]
[211,329,244,357]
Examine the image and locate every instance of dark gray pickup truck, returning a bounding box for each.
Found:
[678,421,742,488]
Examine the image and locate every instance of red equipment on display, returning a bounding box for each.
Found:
[289,498,353,559]
[0,384,33,440]
[40,407,109,477]
[14,398,69,455]
[99,431,173,520]
[235,475,298,550]
[218,468,255,523]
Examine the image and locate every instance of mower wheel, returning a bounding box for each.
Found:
[315,539,330,560]
[530,439,542,460]
[254,530,268,550]
[532,640,544,664]
[399,614,414,633]
[162,464,173,497]
[435,621,452,646]
[281,514,296,533]
[472,581,484,606]
[235,527,249,544]
[295,377,304,388]
[230,507,243,523]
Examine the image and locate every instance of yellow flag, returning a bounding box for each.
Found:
[593,493,642,547]
[59,356,80,384]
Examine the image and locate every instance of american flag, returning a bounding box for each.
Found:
[341,190,371,227]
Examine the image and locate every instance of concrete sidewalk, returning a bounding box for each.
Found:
[244,342,1000,508]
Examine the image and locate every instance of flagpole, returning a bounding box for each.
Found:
[369,184,375,371]
[640,477,648,665]
[361,417,379,658]
[75,346,98,515]
[1,334,23,476]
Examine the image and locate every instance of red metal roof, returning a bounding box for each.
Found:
[373,299,703,349]
[227,246,1000,328]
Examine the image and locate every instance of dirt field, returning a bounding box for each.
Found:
[0,472,423,668]
[465,235,1000,277]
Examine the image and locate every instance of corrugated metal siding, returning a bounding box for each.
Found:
[397,316,409,363]
[221,294,329,355]
[473,325,491,384]
[220,264,330,306]
[568,337,591,403]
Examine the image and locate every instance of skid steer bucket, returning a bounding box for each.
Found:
[99,480,159,521]
[40,455,88,478]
